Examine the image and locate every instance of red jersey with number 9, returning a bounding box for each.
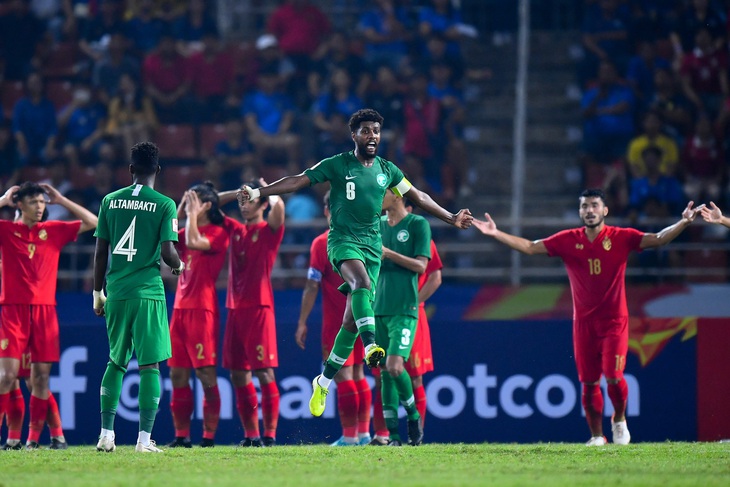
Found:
[0,220,81,305]
[542,225,643,321]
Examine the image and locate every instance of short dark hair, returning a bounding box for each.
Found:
[191,181,224,225]
[130,141,159,176]
[13,181,46,203]
[349,108,384,133]
[580,188,607,204]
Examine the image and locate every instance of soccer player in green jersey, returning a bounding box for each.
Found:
[237,108,473,417]
[375,189,431,446]
[92,142,185,453]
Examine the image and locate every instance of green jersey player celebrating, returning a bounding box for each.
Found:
[237,109,473,417]
[92,142,185,453]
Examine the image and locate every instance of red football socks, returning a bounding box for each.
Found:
[607,379,628,421]
[355,378,372,436]
[202,384,221,440]
[46,392,63,438]
[261,381,279,439]
[413,384,427,426]
[27,395,49,443]
[170,386,194,438]
[6,388,25,441]
[336,379,358,438]
[236,383,259,438]
[582,383,604,436]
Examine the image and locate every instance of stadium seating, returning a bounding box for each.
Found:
[46,80,74,110]
[198,123,227,159]
[42,42,80,79]
[159,165,206,202]
[1,80,24,119]
[154,124,198,160]
[19,166,49,182]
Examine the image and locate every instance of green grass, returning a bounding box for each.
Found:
[0,443,728,486]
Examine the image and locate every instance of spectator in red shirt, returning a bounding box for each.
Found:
[143,30,193,123]
[679,26,729,118]
[187,28,237,123]
[267,0,331,75]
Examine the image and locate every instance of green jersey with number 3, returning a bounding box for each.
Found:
[304,151,405,253]
[94,184,178,301]
[374,213,431,318]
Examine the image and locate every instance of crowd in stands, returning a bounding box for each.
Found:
[0,0,484,226]
[578,0,730,230]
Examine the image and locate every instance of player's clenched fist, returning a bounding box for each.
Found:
[237,185,261,207]
[453,209,473,229]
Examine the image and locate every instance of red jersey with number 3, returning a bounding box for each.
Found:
[173,224,229,311]
[308,230,346,331]
[225,217,284,309]
[418,240,443,307]
[0,220,81,305]
[542,225,643,321]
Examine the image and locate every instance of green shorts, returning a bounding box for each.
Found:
[330,244,380,296]
[105,298,171,367]
[375,314,418,360]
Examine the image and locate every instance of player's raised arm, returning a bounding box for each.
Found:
[473,212,549,255]
[40,182,98,233]
[0,185,19,208]
[260,178,286,231]
[238,173,311,205]
[184,190,212,251]
[402,184,472,229]
[700,201,730,228]
[639,201,703,249]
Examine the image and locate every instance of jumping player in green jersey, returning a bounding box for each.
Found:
[92,142,185,453]
[375,189,431,446]
[237,108,473,417]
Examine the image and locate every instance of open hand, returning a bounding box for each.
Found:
[295,322,307,349]
[472,213,498,236]
[681,201,704,222]
[701,201,723,224]
[39,183,63,204]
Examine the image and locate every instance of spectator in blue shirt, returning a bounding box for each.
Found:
[124,0,167,55]
[206,118,257,188]
[418,0,466,57]
[579,0,630,87]
[12,72,58,166]
[626,40,670,109]
[358,0,413,72]
[313,67,364,138]
[242,67,300,174]
[628,146,686,220]
[57,82,107,168]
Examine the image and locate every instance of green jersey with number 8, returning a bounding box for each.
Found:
[94,184,178,301]
[304,151,406,253]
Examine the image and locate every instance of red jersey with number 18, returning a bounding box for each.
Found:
[541,225,643,321]
[0,220,81,305]
[224,217,284,309]
[173,224,229,311]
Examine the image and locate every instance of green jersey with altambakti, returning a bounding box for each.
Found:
[94,184,178,301]
[304,151,405,253]
[374,213,431,318]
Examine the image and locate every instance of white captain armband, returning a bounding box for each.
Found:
[307,267,323,282]
[392,177,412,197]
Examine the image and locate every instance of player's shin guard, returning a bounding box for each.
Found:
[393,370,419,420]
[171,385,194,438]
[261,382,279,439]
[235,383,260,438]
[47,392,63,438]
[100,361,125,431]
[351,288,376,347]
[138,369,161,434]
[323,327,357,380]
[607,379,628,420]
[413,384,427,426]
[6,388,25,442]
[336,379,358,439]
[381,372,400,441]
[28,395,49,443]
[202,385,221,440]
[355,378,372,436]
[581,383,604,435]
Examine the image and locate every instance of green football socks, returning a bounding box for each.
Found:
[323,327,358,380]
[381,372,401,441]
[351,288,376,347]
[100,361,125,430]
[138,368,161,434]
[394,370,420,420]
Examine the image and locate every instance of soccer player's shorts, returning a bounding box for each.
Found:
[405,306,434,377]
[105,299,171,367]
[330,244,380,297]
[169,308,220,369]
[573,317,629,383]
[17,349,31,379]
[223,306,278,370]
[321,319,365,366]
[375,314,418,361]
[0,305,60,363]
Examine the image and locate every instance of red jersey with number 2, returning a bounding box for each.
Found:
[542,225,643,321]
[173,224,229,311]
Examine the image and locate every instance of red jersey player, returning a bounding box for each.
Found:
[167,183,229,448]
[473,189,702,446]
[296,191,371,446]
[219,179,285,447]
[0,182,97,449]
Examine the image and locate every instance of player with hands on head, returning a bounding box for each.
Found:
[472,189,702,446]
[93,141,184,453]
[166,184,228,449]
[0,181,97,450]
[237,108,473,418]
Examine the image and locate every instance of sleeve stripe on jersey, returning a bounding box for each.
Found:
[393,177,412,197]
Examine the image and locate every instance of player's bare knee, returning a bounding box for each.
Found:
[386,363,403,377]
[31,371,50,392]
[195,368,218,388]
[0,369,18,390]
[254,368,275,384]
[411,375,423,388]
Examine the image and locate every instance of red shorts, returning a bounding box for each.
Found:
[321,319,365,367]
[17,350,31,378]
[0,305,59,363]
[168,308,219,368]
[223,306,278,370]
[573,317,629,383]
[405,306,434,377]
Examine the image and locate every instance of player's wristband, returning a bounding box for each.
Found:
[93,289,106,308]
[172,261,185,275]
[244,186,261,201]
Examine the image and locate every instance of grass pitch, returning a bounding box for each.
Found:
[0,443,728,486]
